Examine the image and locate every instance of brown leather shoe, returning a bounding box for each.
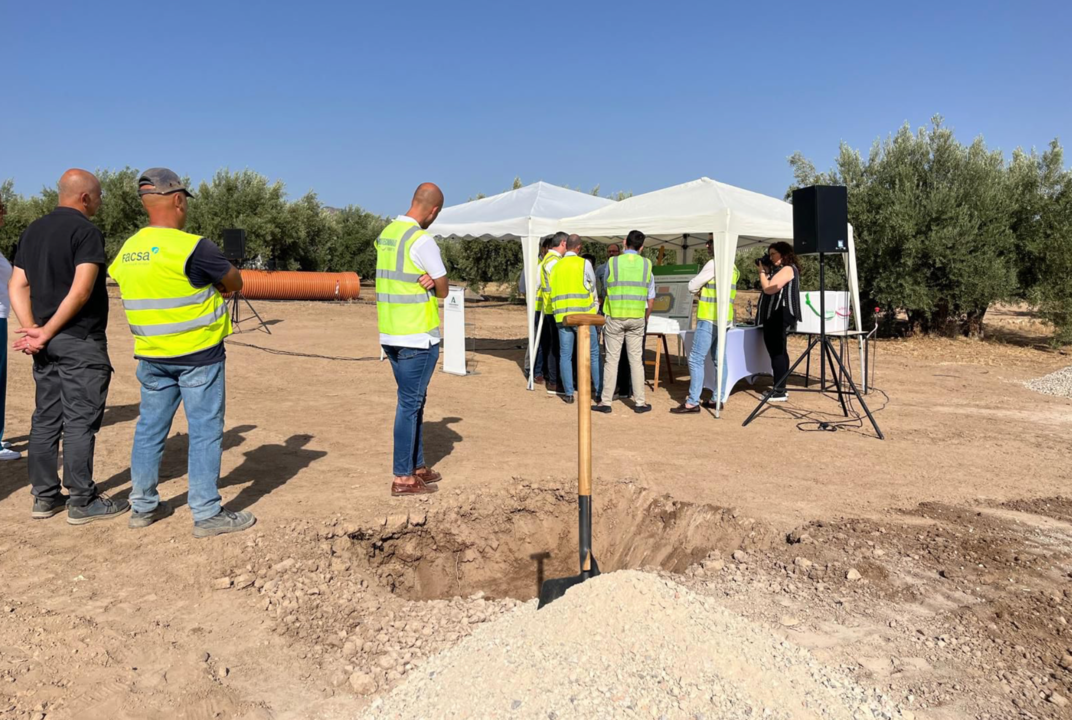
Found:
[391,477,439,496]
[414,467,441,484]
[670,404,701,414]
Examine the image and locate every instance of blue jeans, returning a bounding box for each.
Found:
[687,320,730,406]
[131,360,225,522]
[0,318,7,444]
[384,343,440,477]
[558,325,602,397]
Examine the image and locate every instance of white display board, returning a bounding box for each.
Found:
[442,286,467,375]
[650,273,694,323]
[797,291,852,334]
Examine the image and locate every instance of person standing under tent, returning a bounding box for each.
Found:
[523,237,553,383]
[549,234,601,405]
[110,168,255,536]
[593,230,654,414]
[671,236,739,414]
[375,183,450,496]
[595,242,620,303]
[536,232,567,393]
[10,169,124,522]
[756,241,802,403]
[0,197,20,461]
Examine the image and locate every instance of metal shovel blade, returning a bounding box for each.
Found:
[537,555,600,609]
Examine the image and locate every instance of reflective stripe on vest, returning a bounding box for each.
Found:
[538,252,561,314]
[549,255,597,323]
[108,227,231,359]
[374,221,439,336]
[604,254,652,319]
[697,265,740,322]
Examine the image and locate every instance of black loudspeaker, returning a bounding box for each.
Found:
[792,186,848,255]
[222,228,246,261]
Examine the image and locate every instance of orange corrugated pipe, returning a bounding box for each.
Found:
[235,270,361,301]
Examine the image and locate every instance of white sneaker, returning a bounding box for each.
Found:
[0,440,10,449]
[0,448,22,461]
[768,392,789,403]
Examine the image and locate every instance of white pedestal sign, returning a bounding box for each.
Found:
[442,285,467,376]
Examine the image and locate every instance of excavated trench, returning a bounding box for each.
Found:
[348,483,780,602]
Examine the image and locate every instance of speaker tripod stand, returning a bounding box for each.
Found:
[742,252,883,439]
[229,290,271,335]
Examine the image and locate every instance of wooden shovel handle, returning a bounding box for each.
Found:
[565,314,605,327]
[577,324,593,498]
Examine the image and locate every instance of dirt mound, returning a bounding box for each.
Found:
[361,570,898,720]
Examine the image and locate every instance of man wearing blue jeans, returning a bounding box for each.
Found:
[109,168,254,537]
[550,234,601,404]
[672,238,738,414]
[376,183,449,497]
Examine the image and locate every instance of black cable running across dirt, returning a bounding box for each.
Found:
[225,339,381,362]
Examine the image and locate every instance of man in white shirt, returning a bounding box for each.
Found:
[376,184,449,496]
[0,197,21,460]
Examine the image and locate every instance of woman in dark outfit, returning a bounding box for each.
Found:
[756,242,803,402]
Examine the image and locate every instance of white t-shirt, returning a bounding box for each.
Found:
[379,215,448,349]
[0,256,13,320]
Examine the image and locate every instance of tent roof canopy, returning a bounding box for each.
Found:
[427,181,614,241]
[559,177,798,251]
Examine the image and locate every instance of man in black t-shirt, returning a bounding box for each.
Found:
[8,169,130,524]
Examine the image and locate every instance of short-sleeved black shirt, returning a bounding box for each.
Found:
[144,238,234,367]
[14,207,109,339]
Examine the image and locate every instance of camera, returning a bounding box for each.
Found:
[755,255,774,270]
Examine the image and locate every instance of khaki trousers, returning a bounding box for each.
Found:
[600,316,646,405]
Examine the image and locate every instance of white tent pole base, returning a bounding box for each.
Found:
[529,311,545,391]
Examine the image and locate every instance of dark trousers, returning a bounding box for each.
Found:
[29,333,112,506]
[762,320,791,392]
[538,312,560,386]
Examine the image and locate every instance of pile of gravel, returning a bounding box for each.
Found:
[1024,365,1072,398]
[361,570,899,719]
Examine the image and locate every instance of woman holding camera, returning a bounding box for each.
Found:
[756,241,803,402]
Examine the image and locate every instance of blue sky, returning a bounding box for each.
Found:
[2,0,1069,215]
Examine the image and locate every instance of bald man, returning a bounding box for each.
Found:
[9,169,128,523]
[375,183,449,496]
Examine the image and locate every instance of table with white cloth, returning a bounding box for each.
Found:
[679,325,772,398]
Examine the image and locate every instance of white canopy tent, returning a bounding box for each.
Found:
[426,181,613,381]
[559,177,864,416]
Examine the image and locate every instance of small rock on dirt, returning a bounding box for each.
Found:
[846,568,862,582]
[732,550,748,563]
[1049,692,1069,708]
[212,577,233,590]
[350,672,377,695]
[794,557,813,570]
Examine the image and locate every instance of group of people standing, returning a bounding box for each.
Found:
[525,232,804,414]
[528,230,655,413]
[2,168,255,536]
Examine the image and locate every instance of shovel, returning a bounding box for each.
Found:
[538,313,605,609]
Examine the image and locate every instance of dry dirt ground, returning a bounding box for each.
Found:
[1,294,1070,720]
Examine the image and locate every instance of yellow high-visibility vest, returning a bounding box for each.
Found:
[109,227,231,358]
[603,253,652,319]
[549,255,597,324]
[697,265,739,323]
[375,220,439,336]
[538,251,562,315]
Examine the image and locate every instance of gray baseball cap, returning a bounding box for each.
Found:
[138,168,193,197]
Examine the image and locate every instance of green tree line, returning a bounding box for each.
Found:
[788,116,1072,344]
[3,129,1070,344]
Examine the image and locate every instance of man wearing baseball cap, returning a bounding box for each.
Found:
[109,168,254,537]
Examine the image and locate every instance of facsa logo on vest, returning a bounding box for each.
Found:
[122,247,159,264]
